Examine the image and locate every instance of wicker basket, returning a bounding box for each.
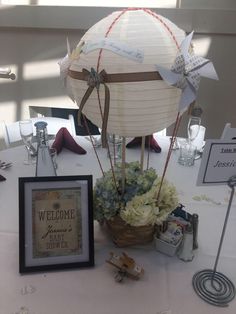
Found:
[106,216,155,247]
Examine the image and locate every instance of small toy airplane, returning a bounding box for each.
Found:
[106,252,144,282]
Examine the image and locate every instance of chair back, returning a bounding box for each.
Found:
[221,123,236,140]
[1,115,76,148]
[0,120,21,147]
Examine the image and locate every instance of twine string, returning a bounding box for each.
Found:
[146,136,151,170]
[156,113,182,202]
[96,89,120,195]
[142,7,182,202]
[95,8,130,197]
[143,8,180,50]
[82,113,104,177]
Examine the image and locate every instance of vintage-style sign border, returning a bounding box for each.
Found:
[19,175,94,273]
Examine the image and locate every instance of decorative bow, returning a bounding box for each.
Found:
[78,68,110,148]
[156,31,218,112]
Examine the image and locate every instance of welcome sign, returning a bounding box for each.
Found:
[19,176,94,273]
[32,188,82,258]
[197,140,236,185]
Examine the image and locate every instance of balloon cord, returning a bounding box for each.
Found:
[156,112,182,202]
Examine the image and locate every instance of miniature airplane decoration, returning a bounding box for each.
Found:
[106,252,144,282]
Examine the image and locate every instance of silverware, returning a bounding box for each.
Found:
[0,161,12,170]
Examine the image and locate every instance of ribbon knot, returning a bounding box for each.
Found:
[86,67,104,89]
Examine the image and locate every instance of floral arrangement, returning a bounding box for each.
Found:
[94,161,179,227]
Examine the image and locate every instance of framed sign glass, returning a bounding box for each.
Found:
[19,175,94,273]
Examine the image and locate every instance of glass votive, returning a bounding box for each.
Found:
[49,147,57,169]
[107,134,122,160]
[178,140,196,166]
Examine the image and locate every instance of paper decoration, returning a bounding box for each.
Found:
[82,38,144,63]
[58,39,84,101]
[156,32,219,111]
[63,9,186,137]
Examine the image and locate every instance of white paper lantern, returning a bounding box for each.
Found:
[67,8,185,137]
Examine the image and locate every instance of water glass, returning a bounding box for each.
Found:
[190,126,205,149]
[187,116,201,142]
[19,120,34,165]
[178,140,196,166]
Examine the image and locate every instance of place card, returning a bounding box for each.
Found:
[197,140,236,185]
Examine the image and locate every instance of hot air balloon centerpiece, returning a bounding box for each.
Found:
[60,8,218,247]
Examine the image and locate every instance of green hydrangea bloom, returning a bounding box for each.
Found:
[93,161,157,221]
[94,162,178,226]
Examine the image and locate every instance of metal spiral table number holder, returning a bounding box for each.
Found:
[192,175,236,307]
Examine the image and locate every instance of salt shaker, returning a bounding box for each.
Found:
[177,224,194,262]
[35,121,49,146]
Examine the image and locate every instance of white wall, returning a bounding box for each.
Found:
[0,6,235,148]
[181,0,236,9]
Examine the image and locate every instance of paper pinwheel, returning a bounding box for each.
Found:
[58,39,84,101]
[156,31,218,111]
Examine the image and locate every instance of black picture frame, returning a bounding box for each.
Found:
[19,175,94,273]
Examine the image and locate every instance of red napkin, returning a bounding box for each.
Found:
[126,135,161,153]
[52,128,86,155]
[0,174,6,181]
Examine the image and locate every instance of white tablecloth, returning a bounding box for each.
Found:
[0,136,236,314]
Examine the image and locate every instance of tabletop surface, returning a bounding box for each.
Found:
[0,135,236,314]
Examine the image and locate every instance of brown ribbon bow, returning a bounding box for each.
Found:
[72,68,109,147]
[68,68,162,147]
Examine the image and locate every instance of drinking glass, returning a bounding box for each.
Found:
[19,120,34,165]
[178,139,197,166]
[187,116,201,143]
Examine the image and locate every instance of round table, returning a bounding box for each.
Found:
[0,136,236,314]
